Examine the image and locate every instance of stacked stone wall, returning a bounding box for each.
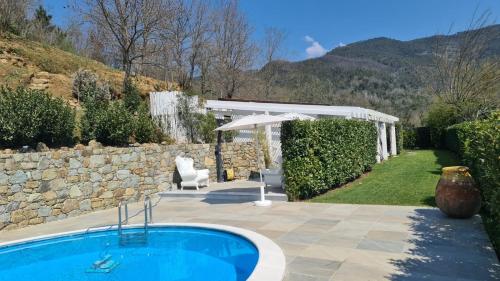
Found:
[0,142,261,230]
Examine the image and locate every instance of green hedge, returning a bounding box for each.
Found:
[403,127,416,149]
[395,123,403,154]
[281,119,377,200]
[403,126,432,149]
[445,112,500,255]
[0,87,75,148]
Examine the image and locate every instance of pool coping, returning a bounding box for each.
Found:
[0,222,286,281]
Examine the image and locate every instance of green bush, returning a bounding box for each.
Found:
[395,123,403,153]
[0,87,75,148]
[425,102,460,148]
[72,69,111,103]
[81,101,133,146]
[444,125,466,156]
[403,127,416,149]
[95,101,133,146]
[134,103,158,143]
[196,112,217,143]
[445,112,500,255]
[80,100,106,143]
[403,127,432,149]
[123,79,142,112]
[281,119,377,200]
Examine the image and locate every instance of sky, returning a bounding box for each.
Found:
[44,0,500,61]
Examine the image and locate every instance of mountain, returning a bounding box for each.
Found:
[0,34,169,105]
[240,24,500,125]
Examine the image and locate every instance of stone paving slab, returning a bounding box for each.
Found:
[0,198,499,281]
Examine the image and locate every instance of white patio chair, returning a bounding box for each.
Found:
[175,156,209,190]
[262,168,284,189]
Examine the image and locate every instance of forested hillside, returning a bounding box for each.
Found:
[237,24,500,125]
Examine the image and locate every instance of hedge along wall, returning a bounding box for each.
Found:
[281,119,377,200]
[445,112,500,255]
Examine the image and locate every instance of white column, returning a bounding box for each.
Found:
[264,111,273,166]
[375,122,381,163]
[390,123,397,156]
[380,122,388,160]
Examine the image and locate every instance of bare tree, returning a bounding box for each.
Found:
[0,0,33,35]
[432,10,500,120]
[160,0,211,90]
[261,27,286,97]
[187,0,211,89]
[212,0,256,99]
[80,0,165,85]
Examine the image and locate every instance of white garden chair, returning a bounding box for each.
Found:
[175,156,209,190]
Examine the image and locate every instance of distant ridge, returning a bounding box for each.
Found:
[239,24,500,124]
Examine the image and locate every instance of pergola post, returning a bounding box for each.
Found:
[264,111,273,166]
[380,122,388,160]
[390,123,397,156]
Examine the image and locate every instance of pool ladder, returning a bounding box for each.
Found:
[117,197,153,246]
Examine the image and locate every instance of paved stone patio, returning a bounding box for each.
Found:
[1,198,499,281]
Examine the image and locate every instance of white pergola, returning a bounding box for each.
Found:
[205,99,399,164]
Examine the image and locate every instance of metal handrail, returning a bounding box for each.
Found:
[118,197,154,244]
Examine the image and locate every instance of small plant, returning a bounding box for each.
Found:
[72,69,111,103]
[0,87,75,148]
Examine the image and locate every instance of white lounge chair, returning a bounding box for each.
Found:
[175,156,209,190]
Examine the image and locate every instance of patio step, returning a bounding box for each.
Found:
[158,190,288,202]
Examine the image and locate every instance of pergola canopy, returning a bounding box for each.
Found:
[205,99,399,124]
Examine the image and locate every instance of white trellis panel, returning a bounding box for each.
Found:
[149,91,204,143]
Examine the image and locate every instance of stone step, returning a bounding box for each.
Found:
[29,84,49,90]
[31,78,49,85]
[35,71,51,79]
[159,189,288,202]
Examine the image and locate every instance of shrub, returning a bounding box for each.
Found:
[281,119,377,200]
[444,125,466,156]
[395,123,403,153]
[123,79,142,112]
[402,127,416,149]
[445,112,500,255]
[403,127,432,149]
[95,101,133,146]
[134,103,158,143]
[80,100,106,143]
[72,69,111,103]
[425,102,460,148]
[81,101,133,146]
[196,112,217,143]
[0,87,75,148]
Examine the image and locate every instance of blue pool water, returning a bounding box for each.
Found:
[0,227,259,281]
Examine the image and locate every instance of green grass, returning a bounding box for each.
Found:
[310,150,460,206]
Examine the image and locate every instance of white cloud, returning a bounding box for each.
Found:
[304,35,327,58]
[304,35,315,43]
[337,42,346,47]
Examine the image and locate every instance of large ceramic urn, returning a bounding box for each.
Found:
[435,166,481,218]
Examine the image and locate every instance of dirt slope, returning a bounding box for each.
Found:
[0,34,171,105]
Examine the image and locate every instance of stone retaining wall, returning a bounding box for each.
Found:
[0,142,261,230]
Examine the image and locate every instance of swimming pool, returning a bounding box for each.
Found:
[0,224,285,281]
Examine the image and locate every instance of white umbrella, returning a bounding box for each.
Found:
[215,114,289,207]
[278,112,316,121]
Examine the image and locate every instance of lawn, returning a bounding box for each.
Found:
[310,150,460,206]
